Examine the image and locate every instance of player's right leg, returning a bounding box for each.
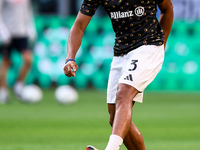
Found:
[0,59,10,103]
[0,44,11,103]
[16,37,32,82]
[108,103,146,150]
[124,122,146,150]
[0,58,10,104]
[0,57,11,88]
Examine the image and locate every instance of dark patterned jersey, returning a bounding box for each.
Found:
[80,0,165,56]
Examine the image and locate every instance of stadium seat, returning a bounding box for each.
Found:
[65,16,76,28]
[49,16,61,29]
[57,74,72,86]
[24,71,36,85]
[161,71,180,90]
[176,72,196,91]
[10,50,22,70]
[73,70,89,89]
[101,58,112,76]
[193,76,200,90]
[170,21,187,38]
[37,73,52,88]
[85,17,100,34]
[146,73,162,90]
[98,17,113,33]
[6,68,17,87]
[186,21,200,38]
[35,16,45,35]
[186,38,200,55]
[91,71,108,89]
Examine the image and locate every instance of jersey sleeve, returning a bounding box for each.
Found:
[80,0,100,16]
[156,0,164,4]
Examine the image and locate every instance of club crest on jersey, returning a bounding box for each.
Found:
[110,11,134,19]
[135,6,144,17]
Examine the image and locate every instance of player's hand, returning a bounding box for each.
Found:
[63,61,78,77]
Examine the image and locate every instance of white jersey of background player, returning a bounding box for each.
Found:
[0,0,36,103]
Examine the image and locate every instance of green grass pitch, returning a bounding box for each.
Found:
[0,89,200,150]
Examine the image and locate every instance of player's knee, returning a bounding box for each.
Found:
[24,57,32,67]
[115,88,126,104]
[116,84,139,105]
[23,54,32,67]
[2,58,11,66]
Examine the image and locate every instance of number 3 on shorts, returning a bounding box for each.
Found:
[128,60,138,71]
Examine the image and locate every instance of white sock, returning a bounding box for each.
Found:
[14,81,24,94]
[0,88,8,102]
[105,134,123,150]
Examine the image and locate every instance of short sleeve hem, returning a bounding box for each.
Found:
[80,9,94,17]
[156,0,164,4]
[79,0,100,17]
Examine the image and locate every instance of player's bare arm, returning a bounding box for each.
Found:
[158,0,174,48]
[63,12,92,77]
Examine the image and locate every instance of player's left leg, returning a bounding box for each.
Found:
[14,50,32,97]
[13,37,32,97]
[0,43,12,103]
[124,122,146,150]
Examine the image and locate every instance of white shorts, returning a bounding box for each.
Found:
[107,45,164,103]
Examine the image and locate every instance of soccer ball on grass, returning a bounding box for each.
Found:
[55,85,78,104]
[21,84,43,103]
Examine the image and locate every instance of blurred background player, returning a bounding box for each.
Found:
[0,0,37,104]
